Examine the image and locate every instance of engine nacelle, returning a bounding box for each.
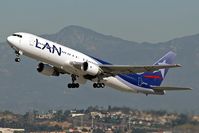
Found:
[37,63,59,76]
[82,62,102,76]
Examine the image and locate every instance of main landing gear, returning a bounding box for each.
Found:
[68,74,80,88]
[92,77,105,88]
[93,83,105,88]
[15,50,22,62]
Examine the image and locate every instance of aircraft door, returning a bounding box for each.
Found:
[29,36,35,46]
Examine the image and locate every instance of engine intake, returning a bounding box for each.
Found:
[82,62,101,76]
[37,63,59,76]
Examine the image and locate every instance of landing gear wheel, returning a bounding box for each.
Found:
[75,83,79,88]
[68,83,80,88]
[97,83,101,88]
[67,75,80,88]
[15,57,21,62]
[93,83,105,88]
[101,83,105,88]
[93,83,97,88]
[14,50,22,63]
[68,83,72,88]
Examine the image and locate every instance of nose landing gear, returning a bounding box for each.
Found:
[15,57,21,62]
[14,50,23,62]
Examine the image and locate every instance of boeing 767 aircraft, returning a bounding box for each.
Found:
[7,32,191,95]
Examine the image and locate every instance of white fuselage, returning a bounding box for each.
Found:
[7,32,155,94]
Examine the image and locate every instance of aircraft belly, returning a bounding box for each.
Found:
[102,76,155,94]
[103,76,137,93]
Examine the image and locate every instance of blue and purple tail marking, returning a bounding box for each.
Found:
[137,51,176,87]
[92,51,176,89]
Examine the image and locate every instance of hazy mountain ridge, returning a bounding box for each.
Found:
[0,25,198,113]
[42,25,138,59]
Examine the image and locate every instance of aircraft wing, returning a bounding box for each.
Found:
[152,86,192,91]
[99,64,181,75]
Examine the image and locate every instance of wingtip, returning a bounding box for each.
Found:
[176,64,182,67]
[187,88,192,90]
[182,87,192,90]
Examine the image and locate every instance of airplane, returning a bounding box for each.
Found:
[7,32,191,95]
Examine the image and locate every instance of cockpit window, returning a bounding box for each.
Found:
[12,34,22,38]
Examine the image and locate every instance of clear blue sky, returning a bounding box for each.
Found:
[0,0,199,43]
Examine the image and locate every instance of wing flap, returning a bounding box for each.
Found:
[153,86,192,91]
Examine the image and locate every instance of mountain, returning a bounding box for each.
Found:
[0,25,198,113]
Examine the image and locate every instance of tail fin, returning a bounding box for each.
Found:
[141,51,176,86]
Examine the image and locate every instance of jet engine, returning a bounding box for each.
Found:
[37,63,59,76]
[82,62,102,76]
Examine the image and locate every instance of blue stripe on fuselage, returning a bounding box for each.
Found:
[118,74,152,89]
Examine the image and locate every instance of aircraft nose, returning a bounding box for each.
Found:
[7,36,14,44]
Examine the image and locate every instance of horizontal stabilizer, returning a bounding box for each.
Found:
[153,86,192,91]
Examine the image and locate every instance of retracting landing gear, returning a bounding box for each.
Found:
[93,83,105,88]
[15,50,22,62]
[68,74,80,88]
